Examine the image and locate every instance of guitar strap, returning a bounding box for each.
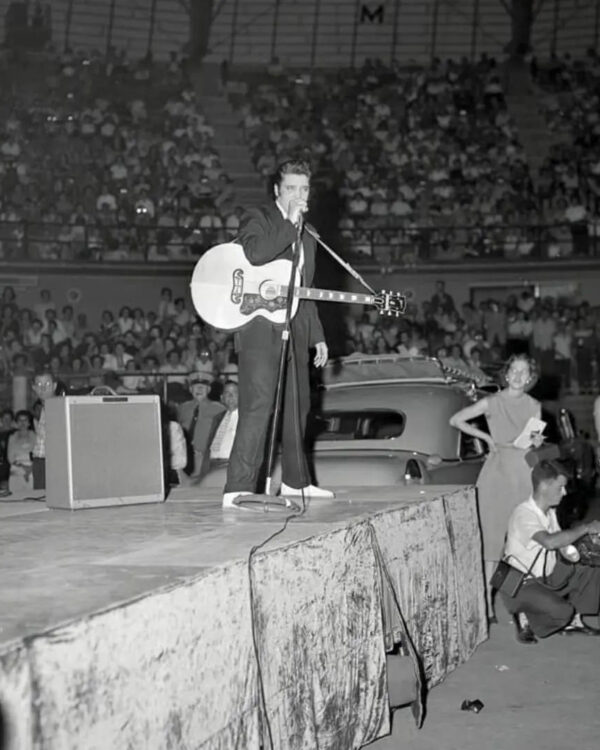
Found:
[296,238,305,283]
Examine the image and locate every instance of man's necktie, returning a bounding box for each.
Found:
[188,405,200,443]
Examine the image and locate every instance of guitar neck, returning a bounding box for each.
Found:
[292,286,377,306]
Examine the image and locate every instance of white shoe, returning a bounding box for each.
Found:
[279,482,335,499]
[222,491,252,509]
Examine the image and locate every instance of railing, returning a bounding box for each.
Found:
[0,220,599,265]
[1,352,599,425]
[6,370,222,413]
[0,219,226,264]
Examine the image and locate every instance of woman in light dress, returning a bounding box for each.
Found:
[450,355,544,619]
[7,410,36,494]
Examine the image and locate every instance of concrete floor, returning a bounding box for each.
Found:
[370,602,600,750]
[370,493,600,750]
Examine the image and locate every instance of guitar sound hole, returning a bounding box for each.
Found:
[259,281,279,301]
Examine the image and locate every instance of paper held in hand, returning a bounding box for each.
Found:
[513,417,546,450]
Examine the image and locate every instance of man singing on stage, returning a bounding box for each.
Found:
[222,159,334,508]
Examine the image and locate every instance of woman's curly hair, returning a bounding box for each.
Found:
[500,353,539,391]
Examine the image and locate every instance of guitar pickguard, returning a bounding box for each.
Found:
[240,294,287,315]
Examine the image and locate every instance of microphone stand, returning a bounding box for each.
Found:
[263,220,379,499]
[304,225,377,295]
[264,219,303,499]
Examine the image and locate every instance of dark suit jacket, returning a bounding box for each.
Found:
[177,398,225,476]
[234,202,325,355]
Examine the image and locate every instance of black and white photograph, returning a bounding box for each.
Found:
[1,1,600,749]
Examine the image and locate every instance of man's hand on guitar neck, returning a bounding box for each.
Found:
[313,341,328,368]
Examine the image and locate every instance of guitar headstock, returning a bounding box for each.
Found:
[373,290,407,317]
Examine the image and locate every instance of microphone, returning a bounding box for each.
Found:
[295,213,304,254]
[294,205,306,241]
[293,207,305,261]
[292,201,306,223]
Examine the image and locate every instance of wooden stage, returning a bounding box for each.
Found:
[0,485,488,750]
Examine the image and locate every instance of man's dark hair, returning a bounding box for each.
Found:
[532,460,566,492]
[271,159,312,193]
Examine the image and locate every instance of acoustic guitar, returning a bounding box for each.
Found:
[190,242,406,331]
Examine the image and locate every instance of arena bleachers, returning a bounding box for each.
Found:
[534,49,600,257]
[0,43,599,405]
[0,48,240,262]
[233,55,598,264]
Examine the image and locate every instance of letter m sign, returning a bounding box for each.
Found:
[360,3,384,24]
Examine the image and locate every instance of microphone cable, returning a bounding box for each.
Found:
[246,226,310,749]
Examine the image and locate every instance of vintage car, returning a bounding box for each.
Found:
[196,356,488,492]
[306,355,598,490]
[195,355,596,501]
[304,355,487,487]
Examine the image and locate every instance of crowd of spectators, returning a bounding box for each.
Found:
[235,53,600,265]
[0,285,239,398]
[3,45,600,266]
[0,277,249,494]
[237,55,552,263]
[0,277,598,493]
[0,278,598,404]
[341,281,600,392]
[535,48,600,257]
[0,47,241,262]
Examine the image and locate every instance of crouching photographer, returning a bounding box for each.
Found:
[495,459,600,644]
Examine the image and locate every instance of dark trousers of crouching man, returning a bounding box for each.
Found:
[502,557,600,637]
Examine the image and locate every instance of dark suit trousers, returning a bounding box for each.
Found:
[501,557,600,637]
[32,457,46,490]
[225,314,311,494]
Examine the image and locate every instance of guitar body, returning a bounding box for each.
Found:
[191,243,406,331]
[190,243,298,331]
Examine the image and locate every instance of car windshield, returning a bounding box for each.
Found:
[309,410,406,442]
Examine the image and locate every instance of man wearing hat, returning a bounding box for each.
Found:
[177,373,225,479]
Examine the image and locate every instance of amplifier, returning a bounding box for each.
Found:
[45,395,165,510]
